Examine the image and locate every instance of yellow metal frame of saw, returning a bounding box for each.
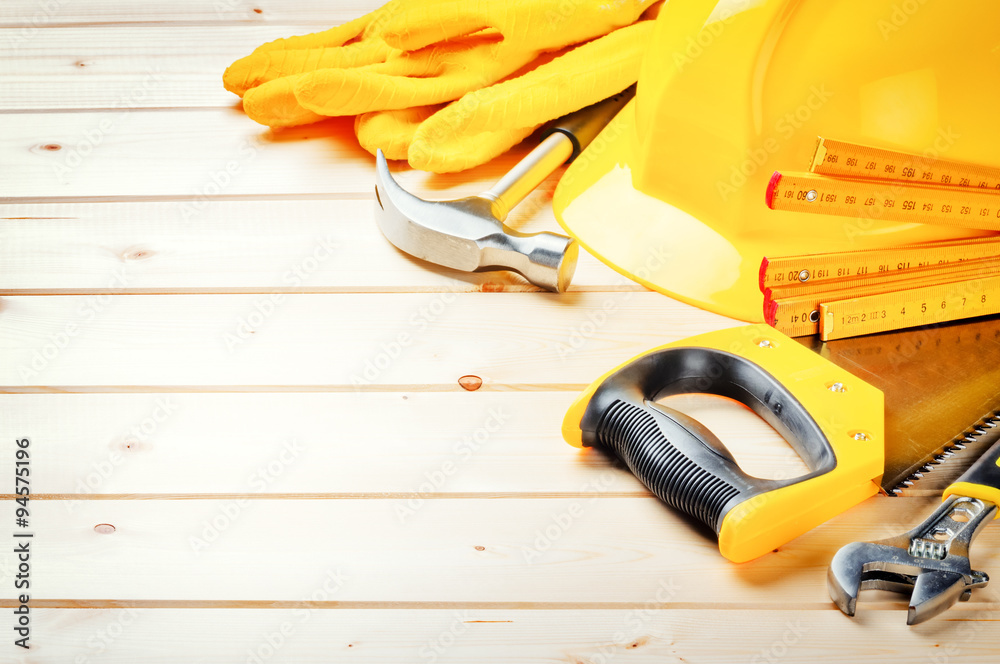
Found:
[553,0,1000,322]
[563,324,884,562]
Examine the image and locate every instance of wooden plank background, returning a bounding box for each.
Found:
[3,1,997,661]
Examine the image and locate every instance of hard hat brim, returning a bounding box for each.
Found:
[553,99,991,322]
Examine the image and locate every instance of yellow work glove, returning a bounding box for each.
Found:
[355,17,656,172]
[223,0,658,128]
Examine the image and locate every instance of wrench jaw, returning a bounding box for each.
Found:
[828,542,916,617]
[828,497,997,624]
[828,542,867,617]
[907,570,968,625]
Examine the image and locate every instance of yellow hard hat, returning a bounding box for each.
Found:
[553,0,1000,322]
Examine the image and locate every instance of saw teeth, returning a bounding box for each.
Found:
[952,442,967,450]
[974,427,988,435]
[963,435,978,442]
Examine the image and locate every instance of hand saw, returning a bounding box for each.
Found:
[562,318,1000,562]
[797,314,1000,496]
[767,141,1000,489]
[563,324,886,562]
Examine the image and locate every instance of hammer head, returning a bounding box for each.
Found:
[374,150,578,292]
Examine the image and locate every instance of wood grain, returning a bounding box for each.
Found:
[0,200,634,293]
[0,0,382,26]
[2,496,996,605]
[14,607,1000,664]
[0,392,810,496]
[0,26,322,110]
[0,292,738,388]
[0,108,565,199]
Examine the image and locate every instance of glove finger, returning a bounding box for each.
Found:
[408,109,538,173]
[250,9,379,54]
[377,1,495,51]
[295,33,533,115]
[355,105,444,161]
[242,75,328,128]
[381,0,658,52]
[224,39,392,97]
[440,20,654,135]
[295,66,482,116]
[364,31,502,78]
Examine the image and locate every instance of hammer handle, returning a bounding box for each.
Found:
[482,85,637,221]
[542,84,637,161]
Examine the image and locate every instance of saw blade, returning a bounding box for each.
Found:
[797,315,1000,495]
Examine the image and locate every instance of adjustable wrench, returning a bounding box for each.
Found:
[828,421,1000,624]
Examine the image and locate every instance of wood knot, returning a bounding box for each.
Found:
[94,524,116,534]
[458,375,482,391]
[253,7,263,13]
[42,144,62,151]
[122,246,153,261]
[474,545,485,551]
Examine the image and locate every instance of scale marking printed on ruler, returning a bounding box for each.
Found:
[763,138,1000,339]
[819,275,1000,341]
[759,237,1000,289]
[767,258,1000,337]
[766,171,1000,231]
[811,137,1000,190]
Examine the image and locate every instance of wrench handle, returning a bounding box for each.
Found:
[944,435,1000,514]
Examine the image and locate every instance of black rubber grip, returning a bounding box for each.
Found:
[596,400,741,530]
[540,85,636,162]
[579,347,836,535]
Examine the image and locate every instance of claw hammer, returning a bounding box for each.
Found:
[374,86,635,292]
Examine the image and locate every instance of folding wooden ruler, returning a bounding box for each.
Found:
[763,139,1000,340]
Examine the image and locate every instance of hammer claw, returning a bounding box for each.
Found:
[374,149,578,291]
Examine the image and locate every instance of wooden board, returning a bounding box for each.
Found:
[0,200,634,292]
[18,609,1000,664]
[0,108,566,199]
[0,26,321,110]
[0,292,735,388]
[3,496,998,606]
[0,392,812,496]
[0,0,382,26]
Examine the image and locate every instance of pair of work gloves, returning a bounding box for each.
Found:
[223,0,662,173]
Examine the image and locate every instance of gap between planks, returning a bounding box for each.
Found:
[0,599,972,612]
[0,383,592,393]
[0,492,649,501]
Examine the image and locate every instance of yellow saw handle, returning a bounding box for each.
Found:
[562,324,884,563]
